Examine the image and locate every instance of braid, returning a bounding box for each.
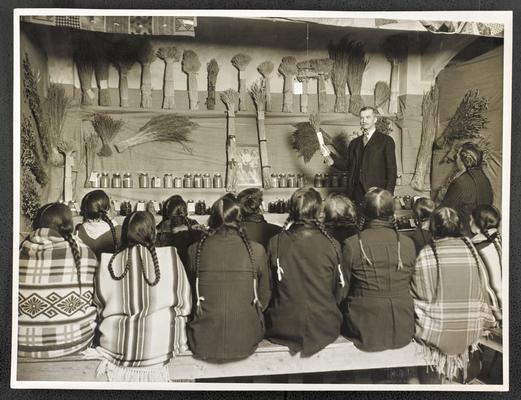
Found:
[462,236,482,272]
[237,226,255,269]
[429,242,441,301]
[195,232,210,278]
[62,233,83,292]
[183,216,192,231]
[391,215,404,270]
[483,229,502,264]
[142,244,161,286]
[358,215,365,231]
[282,215,292,231]
[107,248,131,281]
[313,219,345,287]
[100,211,118,252]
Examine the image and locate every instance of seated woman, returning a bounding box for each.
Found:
[76,190,121,260]
[323,192,359,244]
[186,195,270,361]
[156,195,205,268]
[342,187,416,352]
[237,188,281,249]
[411,207,497,380]
[94,211,192,382]
[470,204,502,320]
[410,197,435,254]
[266,188,344,356]
[18,203,98,358]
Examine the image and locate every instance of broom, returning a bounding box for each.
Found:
[297,60,315,113]
[137,39,157,109]
[411,84,439,191]
[382,35,408,114]
[182,50,201,110]
[231,53,252,111]
[93,34,111,107]
[112,59,135,108]
[278,56,298,112]
[249,80,272,189]
[82,128,99,188]
[44,83,71,166]
[57,140,76,202]
[72,33,96,106]
[257,61,274,112]
[310,58,334,113]
[291,114,339,165]
[91,113,124,157]
[206,58,219,110]
[114,114,196,153]
[347,42,369,115]
[374,81,391,114]
[221,89,240,191]
[328,37,352,113]
[157,46,180,109]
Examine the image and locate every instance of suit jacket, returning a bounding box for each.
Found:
[344,131,397,198]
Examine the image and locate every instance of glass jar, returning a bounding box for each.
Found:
[90,171,100,188]
[297,174,305,188]
[341,173,348,188]
[100,172,110,189]
[194,173,203,189]
[174,176,183,188]
[330,174,339,188]
[111,173,122,188]
[183,174,193,188]
[139,173,149,188]
[123,173,133,188]
[163,173,173,189]
[270,173,279,188]
[278,173,287,188]
[287,173,297,188]
[151,176,162,188]
[323,173,330,188]
[202,173,212,188]
[213,173,223,189]
[314,173,323,188]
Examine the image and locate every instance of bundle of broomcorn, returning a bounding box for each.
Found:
[374,81,391,114]
[206,59,219,110]
[292,113,340,165]
[110,37,137,108]
[221,89,240,191]
[310,58,334,113]
[72,32,96,106]
[90,113,124,157]
[156,46,180,109]
[114,114,196,153]
[328,37,353,113]
[82,128,99,188]
[257,61,274,112]
[382,35,408,114]
[296,60,315,113]
[136,38,157,109]
[346,42,369,115]
[278,56,298,112]
[434,89,489,163]
[92,33,112,107]
[231,53,252,111]
[249,80,272,189]
[182,50,202,110]
[43,83,71,166]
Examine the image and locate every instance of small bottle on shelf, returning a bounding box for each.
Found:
[194,173,203,189]
[100,172,110,189]
[139,173,149,188]
[202,173,212,188]
[112,173,122,188]
[270,173,279,188]
[279,173,288,188]
[184,174,193,188]
[123,173,133,188]
[213,173,223,189]
[164,173,173,189]
[174,176,183,188]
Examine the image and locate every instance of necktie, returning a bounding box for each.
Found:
[362,129,369,146]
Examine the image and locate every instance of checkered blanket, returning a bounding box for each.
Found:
[18,228,98,359]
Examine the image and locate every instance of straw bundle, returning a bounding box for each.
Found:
[382,35,408,114]
[310,58,334,113]
[21,168,40,221]
[249,80,272,189]
[82,129,99,188]
[221,89,240,191]
[411,84,439,191]
[257,61,274,112]
[90,113,124,157]
[292,114,339,164]
[137,39,157,109]
[44,83,71,166]
[231,53,252,111]
[297,60,315,113]
[328,37,353,113]
[346,42,369,115]
[278,56,298,112]
[21,115,48,186]
[182,50,202,110]
[92,34,111,107]
[72,33,96,106]
[57,140,76,202]
[157,46,180,109]
[112,56,135,108]
[374,81,391,114]
[206,58,219,110]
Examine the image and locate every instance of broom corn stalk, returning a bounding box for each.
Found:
[221,89,240,191]
[157,47,180,109]
[137,40,156,109]
[206,59,219,110]
[279,56,297,113]
[231,54,252,111]
[258,61,274,112]
[310,58,334,113]
[182,50,201,110]
[250,80,272,189]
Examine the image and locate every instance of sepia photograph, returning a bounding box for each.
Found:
[11,8,511,391]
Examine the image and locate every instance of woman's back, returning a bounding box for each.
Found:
[77,222,122,260]
[241,218,281,249]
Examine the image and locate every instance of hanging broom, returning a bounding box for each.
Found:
[206,58,219,110]
[310,58,334,113]
[114,114,196,153]
[257,61,274,112]
[221,89,240,192]
[278,56,298,113]
[90,113,124,157]
[249,80,272,189]
[374,81,391,114]
[44,83,71,166]
[82,126,99,188]
[137,39,157,109]
[92,34,111,107]
[231,53,252,111]
[382,35,408,114]
[72,33,96,106]
[182,50,201,110]
[411,84,439,191]
[328,37,352,113]
[297,60,315,113]
[111,52,135,108]
[347,42,369,115]
[157,46,180,109]
[57,140,76,203]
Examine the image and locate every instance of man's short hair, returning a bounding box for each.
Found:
[359,106,378,115]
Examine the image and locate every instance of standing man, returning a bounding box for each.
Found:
[325,107,398,205]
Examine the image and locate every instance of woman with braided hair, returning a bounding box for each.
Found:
[410,197,435,254]
[342,187,416,352]
[186,195,270,361]
[441,141,493,236]
[76,190,122,260]
[18,203,98,358]
[93,211,192,382]
[470,204,503,320]
[323,192,359,244]
[411,207,497,381]
[237,188,281,249]
[156,195,206,268]
[265,188,345,356]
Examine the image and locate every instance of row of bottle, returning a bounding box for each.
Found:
[313,173,348,188]
[89,172,224,189]
[119,199,210,216]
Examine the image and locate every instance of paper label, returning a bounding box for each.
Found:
[294,81,303,95]
[136,202,145,211]
[187,201,196,213]
[258,111,265,120]
[112,200,120,211]
[316,130,325,146]
[89,172,99,186]
[100,80,108,89]
[409,219,417,228]
[399,197,406,207]
[239,70,246,79]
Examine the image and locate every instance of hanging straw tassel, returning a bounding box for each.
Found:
[382,35,408,114]
[310,58,334,113]
[297,60,314,113]
[310,113,334,166]
[276,258,284,281]
[96,358,170,382]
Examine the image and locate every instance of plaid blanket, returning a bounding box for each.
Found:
[410,237,497,379]
[18,228,98,358]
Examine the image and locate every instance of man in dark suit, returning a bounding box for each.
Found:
[325,107,397,205]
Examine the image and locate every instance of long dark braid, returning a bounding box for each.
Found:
[237,226,255,269]
[482,229,502,264]
[62,232,83,293]
[429,241,442,302]
[100,210,118,252]
[391,215,404,270]
[142,244,161,286]
[312,219,345,287]
[107,247,131,281]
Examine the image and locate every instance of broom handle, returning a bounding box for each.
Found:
[265,77,272,112]
[188,73,199,110]
[282,75,293,112]
[238,71,247,111]
[300,80,308,113]
[163,59,176,109]
[389,60,400,114]
[226,111,237,191]
[207,80,216,110]
[95,60,111,106]
[317,76,327,113]
[64,153,74,202]
[119,67,129,108]
[141,62,152,109]
[256,111,272,189]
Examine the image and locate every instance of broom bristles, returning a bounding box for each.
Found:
[310,58,334,75]
[182,50,201,73]
[231,53,252,70]
[207,59,219,81]
[137,40,157,64]
[257,60,274,77]
[382,34,408,63]
[156,46,180,61]
[279,56,298,76]
[374,81,391,108]
[220,89,239,110]
[249,80,266,111]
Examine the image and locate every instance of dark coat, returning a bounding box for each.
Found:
[441,167,493,236]
[342,219,416,352]
[76,224,122,260]
[266,223,344,356]
[325,221,359,245]
[241,215,282,250]
[186,228,271,361]
[410,227,432,254]
[155,229,205,270]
